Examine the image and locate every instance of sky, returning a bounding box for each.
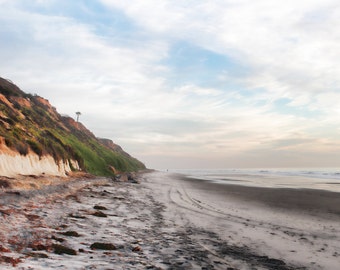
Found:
[0,0,340,169]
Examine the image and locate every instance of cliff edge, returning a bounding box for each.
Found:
[0,77,145,177]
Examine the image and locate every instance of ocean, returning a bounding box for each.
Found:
[166,168,340,192]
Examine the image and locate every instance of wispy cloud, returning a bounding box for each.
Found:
[1,0,339,168]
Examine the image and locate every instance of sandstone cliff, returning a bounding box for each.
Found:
[0,77,145,177]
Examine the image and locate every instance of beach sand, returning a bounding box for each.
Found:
[0,171,339,269]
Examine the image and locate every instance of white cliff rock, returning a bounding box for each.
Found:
[0,152,79,177]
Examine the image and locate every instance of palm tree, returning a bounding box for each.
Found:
[75,111,81,122]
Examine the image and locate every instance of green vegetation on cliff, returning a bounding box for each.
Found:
[0,77,145,176]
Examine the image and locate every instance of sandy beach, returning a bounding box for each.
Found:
[0,171,339,269]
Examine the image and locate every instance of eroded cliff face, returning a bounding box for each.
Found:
[0,138,79,177]
[0,153,78,177]
[0,77,145,177]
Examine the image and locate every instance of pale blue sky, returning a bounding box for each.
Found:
[1,0,340,169]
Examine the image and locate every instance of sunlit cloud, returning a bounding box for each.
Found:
[0,0,339,168]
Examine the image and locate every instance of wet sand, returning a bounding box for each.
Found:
[0,171,339,269]
[143,171,340,269]
[178,175,340,217]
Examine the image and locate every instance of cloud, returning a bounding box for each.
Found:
[102,0,340,99]
[0,2,168,109]
[1,0,340,168]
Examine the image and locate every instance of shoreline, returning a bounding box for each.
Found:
[0,171,339,269]
[167,168,340,193]
[177,174,340,218]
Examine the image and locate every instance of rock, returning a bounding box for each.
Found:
[114,174,128,182]
[127,172,138,182]
[129,178,140,184]
[127,172,134,180]
[60,231,81,237]
[52,244,77,255]
[26,252,49,258]
[113,196,125,200]
[114,172,140,183]
[93,205,108,210]
[68,213,86,219]
[90,242,117,250]
[30,243,47,251]
[132,246,142,253]
[65,194,81,202]
[51,235,65,243]
[92,211,107,217]
[56,224,68,230]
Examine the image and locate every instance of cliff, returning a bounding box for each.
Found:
[0,77,145,177]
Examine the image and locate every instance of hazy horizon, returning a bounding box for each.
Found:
[1,0,340,169]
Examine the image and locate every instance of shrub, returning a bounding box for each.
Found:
[27,140,43,156]
[15,141,28,156]
[4,136,14,147]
